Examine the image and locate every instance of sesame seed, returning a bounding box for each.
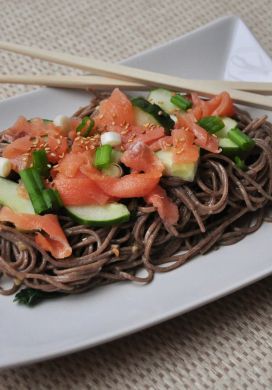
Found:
[121,129,129,135]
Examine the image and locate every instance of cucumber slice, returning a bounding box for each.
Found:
[148,88,177,114]
[216,117,238,138]
[133,106,159,127]
[0,178,35,214]
[156,150,198,181]
[219,137,240,156]
[66,203,130,226]
[132,97,175,133]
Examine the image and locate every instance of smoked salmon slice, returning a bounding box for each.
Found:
[0,207,72,259]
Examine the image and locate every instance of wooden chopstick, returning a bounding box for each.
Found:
[0,74,146,90]
[0,40,272,110]
[0,74,272,95]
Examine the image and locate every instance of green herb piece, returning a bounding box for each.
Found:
[170,94,192,111]
[83,118,94,137]
[14,288,65,307]
[19,168,62,214]
[198,116,224,134]
[94,145,112,170]
[234,156,247,171]
[32,149,50,177]
[76,116,94,137]
[228,128,255,151]
[43,188,63,210]
[19,168,48,214]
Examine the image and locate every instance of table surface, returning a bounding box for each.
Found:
[0,0,272,388]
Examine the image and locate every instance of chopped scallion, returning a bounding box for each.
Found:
[228,128,255,151]
[43,188,63,210]
[170,94,192,111]
[198,116,224,134]
[19,168,62,214]
[32,149,50,177]
[83,118,94,137]
[76,116,94,137]
[94,145,112,170]
[19,168,48,214]
[234,156,247,171]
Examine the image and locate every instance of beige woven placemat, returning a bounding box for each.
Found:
[0,0,272,388]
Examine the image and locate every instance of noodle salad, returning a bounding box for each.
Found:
[0,88,271,306]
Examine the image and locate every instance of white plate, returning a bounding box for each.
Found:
[1,16,272,369]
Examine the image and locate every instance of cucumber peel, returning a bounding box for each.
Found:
[66,203,130,226]
[132,97,175,133]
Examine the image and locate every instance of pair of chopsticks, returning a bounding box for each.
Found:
[0,40,272,110]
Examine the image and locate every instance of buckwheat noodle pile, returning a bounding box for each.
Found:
[1,95,272,297]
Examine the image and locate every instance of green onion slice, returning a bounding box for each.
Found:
[19,168,48,214]
[32,149,50,177]
[43,188,63,210]
[76,117,94,137]
[170,94,192,111]
[94,145,112,170]
[197,116,224,134]
[19,168,62,214]
[228,128,255,151]
[234,156,247,171]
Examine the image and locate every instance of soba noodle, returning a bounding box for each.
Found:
[0,97,271,297]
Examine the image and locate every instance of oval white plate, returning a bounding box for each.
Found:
[1,16,272,369]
